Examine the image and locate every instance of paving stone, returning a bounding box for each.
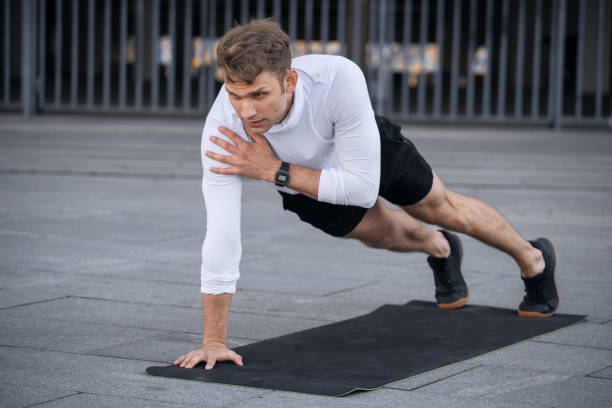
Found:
[34,392,194,408]
[589,365,612,379]
[89,332,253,363]
[413,365,612,408]
[8,273,197,306]
[383,362,482,391]
[532,321,612,350]
[0,383,77,408]
[0,297,328,340]
[471,341,612,375]
[412,365,571,397]
[227,388,529,408]
[0,287,70,309]
[0,346,265,406]
[0,212,202,245]
[0,315,166,355]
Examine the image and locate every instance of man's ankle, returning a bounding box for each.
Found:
[520,248,545,278]
[428,231,451,258]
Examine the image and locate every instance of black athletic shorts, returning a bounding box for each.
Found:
[279,116,433,237]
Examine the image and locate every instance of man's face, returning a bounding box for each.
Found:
[224,70,297,134]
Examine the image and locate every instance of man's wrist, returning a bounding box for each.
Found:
[202,340,227,348]
[269,159,282,183]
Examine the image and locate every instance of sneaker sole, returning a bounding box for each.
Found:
[438,286,470,309]
[517,239,560,318]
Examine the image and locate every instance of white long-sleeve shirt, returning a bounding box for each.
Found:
[201,54,381,294]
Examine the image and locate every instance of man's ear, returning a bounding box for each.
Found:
[284,70,298,93]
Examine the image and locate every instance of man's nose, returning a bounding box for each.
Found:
[239,102,257,119]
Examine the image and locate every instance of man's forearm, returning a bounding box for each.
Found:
[202,293,233,347]
[267,159,321,201]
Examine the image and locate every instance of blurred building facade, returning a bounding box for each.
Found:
[1,0,611,128]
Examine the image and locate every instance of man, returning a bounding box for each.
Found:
[174,19,559,371]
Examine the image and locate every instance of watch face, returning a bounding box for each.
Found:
[277,174,288,182]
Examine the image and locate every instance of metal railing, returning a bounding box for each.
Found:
[1,0,611,128]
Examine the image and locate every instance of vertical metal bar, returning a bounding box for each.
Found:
[433,0,444,117]
[199,0,207,108]
[289,0,297,42]
[167,0,176,109]
[151,0,160,108]
[183,0,193,109]
[417,0,428,117]
[574,0,584,118]
[70,0,78,107]
[496,0,509,119]
[321,0,329,53]
[135,0,144,108]
[351,0,361,64]
[86,0,94,107]
[387,0,395,114]
[273,0,280,23]
[547,0,557,123]
[39,0,47,106]
[225,0,233,30]
[305,0,313,53]
[119,0,127,107]
[337,0,346,55]
[256,0,264,19]
[103,0,111,108]
[206,0,217,108]
[514,0,526,118]
[594,0,603,120]
[401,0,413,115]
[241,0,248,24]
[554,0,566,129]
[54,0,63,106]
[482,0,493,118]
[367,0,375,83]
[466,0,476,117]
[530,0,542,119]
[449,0,461,118]
[376,0,386,114]
[3,0,10,104]
[22,0,34,115]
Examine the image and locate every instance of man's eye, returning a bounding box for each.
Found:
[253,92,265,98]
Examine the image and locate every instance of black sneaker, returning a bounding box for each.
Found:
[427,230,470,309]
[518,238,559,317]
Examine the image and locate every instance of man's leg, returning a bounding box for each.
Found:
[401,171,544,278]
[343,195,470,309]
[343,197,450,259]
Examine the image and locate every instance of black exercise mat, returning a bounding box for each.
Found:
[146,300,585,396]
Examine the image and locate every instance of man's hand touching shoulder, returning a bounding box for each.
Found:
[205,126,280,183]
[173,341,243,370]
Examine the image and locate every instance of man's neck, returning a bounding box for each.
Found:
[278,92,295,125]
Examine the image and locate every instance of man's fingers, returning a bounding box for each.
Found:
[205,150,233,164]
[231,353,244,367]
[209,136,236,153]
[210,166,240,175]
[218,127,243,145]
[205,357,216,370]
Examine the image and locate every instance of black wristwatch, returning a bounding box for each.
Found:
[274,161,291,187]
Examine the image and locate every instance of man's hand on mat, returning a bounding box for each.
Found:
[173,343,243,370]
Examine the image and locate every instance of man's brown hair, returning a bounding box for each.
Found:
[216,19,292,90]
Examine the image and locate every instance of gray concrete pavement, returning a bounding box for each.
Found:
[1,113,611,407]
